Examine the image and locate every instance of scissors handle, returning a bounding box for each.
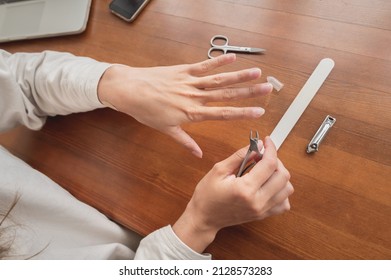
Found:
[210,35,229,47]
[208,34,264,59]
[208,35,229,58]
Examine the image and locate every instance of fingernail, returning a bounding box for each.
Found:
[250,68,261,78]
[253,107,265,117]
[263,82,273,92]
[192,149,203,158]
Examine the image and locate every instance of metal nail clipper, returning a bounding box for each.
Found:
[306,115,336,153]
[237,131,263,177]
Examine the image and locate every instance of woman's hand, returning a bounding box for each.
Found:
[97,54,272,158]
[172,137,294,253]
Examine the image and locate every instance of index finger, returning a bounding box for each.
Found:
[188,53,237,75]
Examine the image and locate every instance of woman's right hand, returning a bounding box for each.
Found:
[172,136,294,253]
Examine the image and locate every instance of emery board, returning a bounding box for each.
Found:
[262,58,335,153]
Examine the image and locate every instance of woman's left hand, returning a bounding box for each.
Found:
[98,54,272,157]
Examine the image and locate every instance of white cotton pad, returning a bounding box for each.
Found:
[267,76,284,92]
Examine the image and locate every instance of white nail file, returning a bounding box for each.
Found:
[262,58,335,152]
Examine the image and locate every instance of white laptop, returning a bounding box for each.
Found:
[0,0,91,43]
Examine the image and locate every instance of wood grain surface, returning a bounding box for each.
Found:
[0,0,390,259]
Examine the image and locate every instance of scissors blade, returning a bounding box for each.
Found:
[249,47,266,53]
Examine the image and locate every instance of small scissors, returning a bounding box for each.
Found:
[208,35,266,59]
[237,130,264,177]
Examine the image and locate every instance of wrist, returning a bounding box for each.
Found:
[172,202,219,254]
[97,64,125,110]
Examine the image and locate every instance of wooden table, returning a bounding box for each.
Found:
[1,0,390,259]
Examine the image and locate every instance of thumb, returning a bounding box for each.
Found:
[219,145,255,175]
[165,126,203,158]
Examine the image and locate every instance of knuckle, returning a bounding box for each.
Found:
[212,161,226,175]
[185,106,202,122]
[283,169,291,181]
[200,60,212,72]
[276,159,291,182]
[248,85,257,97]
[237,70,247,81]
[234,188,254,205]
[213,74,223,86]
[240,173,253,186]
[222,88,236,100]
[287,183,294,196]
[221,107,246,120]
[265,157,278,172]
[221,108,234,120]
[216,55,226,65]
[185,90,204,99]
[251,202,265,216]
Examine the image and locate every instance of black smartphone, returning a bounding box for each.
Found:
[109,0,151,22]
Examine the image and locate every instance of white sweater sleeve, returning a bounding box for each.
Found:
[134,225,211,260]
[0,49,110,132]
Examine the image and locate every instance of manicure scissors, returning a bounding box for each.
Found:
[208,35,266,59]
[237,131,263,177]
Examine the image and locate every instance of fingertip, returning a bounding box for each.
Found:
[253,107,266,118]
[263,82,273,93]
[265,136,275,147]
[226,53,236,61]
[249,68,262,79]
[200,54,236,73]
[252,83,272,97]
[192,148,203,158]
[218,53,236,65]
[167,126,203,158]
[186,141,203,158]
